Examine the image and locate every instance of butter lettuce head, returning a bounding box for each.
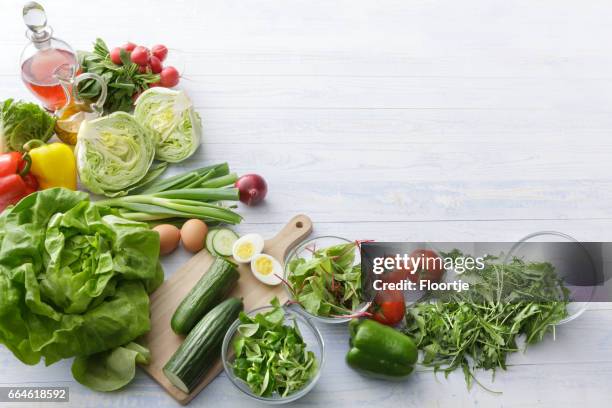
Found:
[134,87,202,163]
[0,188,163,388]
[76,111,156,197]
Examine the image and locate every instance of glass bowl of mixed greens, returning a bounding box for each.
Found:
[283,236,369,324]
[221,299,324,404]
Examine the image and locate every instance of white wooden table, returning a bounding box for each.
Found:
[2,0,612,406]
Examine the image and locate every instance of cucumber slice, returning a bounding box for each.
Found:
[212,228,239,256]
[205,228,220,254]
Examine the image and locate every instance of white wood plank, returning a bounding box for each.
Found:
[1,0,612,406]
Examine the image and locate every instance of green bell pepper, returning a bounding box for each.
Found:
[346,319,418,379]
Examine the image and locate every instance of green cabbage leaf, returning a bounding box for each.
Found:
[76,112,156,197]
[0,188,163,390]
[134,88,202,163]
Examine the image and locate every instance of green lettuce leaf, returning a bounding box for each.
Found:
[0,99,56,153]
[0,188,162,388]
[72,342,151,392]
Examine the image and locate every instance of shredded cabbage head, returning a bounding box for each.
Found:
[134,88,202,163]
[76,112,156,197]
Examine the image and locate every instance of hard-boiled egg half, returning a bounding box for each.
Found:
[232,233,264,263]
[250,254,283,286]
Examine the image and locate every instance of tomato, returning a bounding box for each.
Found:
[385,263,413,286]
[370,289,405,326]
[407,249,444,284]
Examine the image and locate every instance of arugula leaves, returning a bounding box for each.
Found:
[287,242,361,317]
[403,254,569,389]
[231,298,318,397]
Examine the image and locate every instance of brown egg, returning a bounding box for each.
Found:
[153,224,181,256]
[181,219,208,253]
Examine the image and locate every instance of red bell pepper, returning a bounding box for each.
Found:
[0,152,38,213]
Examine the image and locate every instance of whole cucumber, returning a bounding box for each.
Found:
[171,257,239,335]
[164,297,243,393]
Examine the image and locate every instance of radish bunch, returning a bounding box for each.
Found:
[110,42,180,88]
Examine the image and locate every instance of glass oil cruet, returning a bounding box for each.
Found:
[53,64,107,145]
[20,1,78,112]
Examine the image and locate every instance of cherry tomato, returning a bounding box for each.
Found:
[370,289,405,326]
[407,249,444,284]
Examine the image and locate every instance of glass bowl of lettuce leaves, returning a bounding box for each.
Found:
[221,298,324,404]
[283,236,369,324]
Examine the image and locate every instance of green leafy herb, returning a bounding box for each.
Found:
[0,99,56,152]
[287,242,361,317]
[77,38,159,114]
[0,188,163,390]
[403,253,569,390]
[231,298,318,397]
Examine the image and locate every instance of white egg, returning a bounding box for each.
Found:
[250,254,283,286]
[232,233,265,263]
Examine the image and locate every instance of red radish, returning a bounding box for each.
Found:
[151,44,168,62]
[110,47,123,65]
[123,42,137,52]
[149,56,163,74]
[130,46,149,66]
[138,65,148,74]
[149,81,161,88]
[235,174,268,206]
[159,66,180,87]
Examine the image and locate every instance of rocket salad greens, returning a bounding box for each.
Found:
[403,252,569,390]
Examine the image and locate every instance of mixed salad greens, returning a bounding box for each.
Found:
[231,298,318,397]
[287,242,362,317]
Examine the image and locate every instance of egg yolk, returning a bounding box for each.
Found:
[236,242,255,259]
[255,257,273,275]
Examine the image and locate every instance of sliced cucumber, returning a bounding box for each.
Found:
[205,228,220,255]
[212,228,239,256]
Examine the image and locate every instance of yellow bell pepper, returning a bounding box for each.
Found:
[23,140,77,190]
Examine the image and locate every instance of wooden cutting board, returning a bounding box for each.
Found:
[141,214,313,405]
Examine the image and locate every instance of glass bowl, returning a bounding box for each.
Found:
[221,306,325,404]
[506,231,595,325]
[283,236,370,324]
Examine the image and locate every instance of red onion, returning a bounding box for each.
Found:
[235,174,268,206]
